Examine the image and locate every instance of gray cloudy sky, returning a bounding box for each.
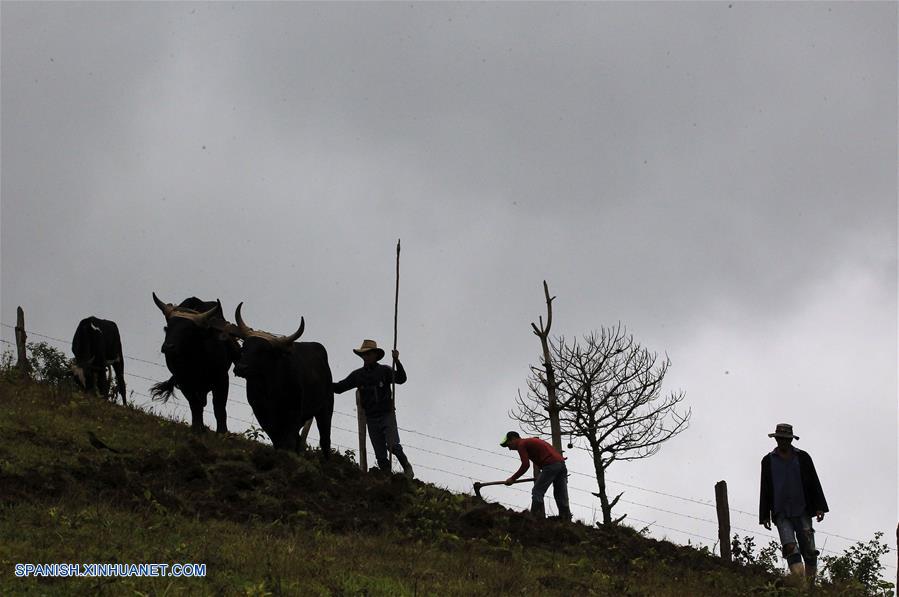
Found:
[2,1,896,573]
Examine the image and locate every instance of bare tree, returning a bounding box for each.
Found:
[513,323,690,525]
[529,280,564,452]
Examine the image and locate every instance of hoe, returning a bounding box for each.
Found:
[473,478,534,499]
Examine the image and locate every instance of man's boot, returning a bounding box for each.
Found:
[787,562,805,586]
[805,564,817,588]
[558,506,572,522]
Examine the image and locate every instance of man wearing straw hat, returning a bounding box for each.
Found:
[333,339,414,479]
[759,423,828,585]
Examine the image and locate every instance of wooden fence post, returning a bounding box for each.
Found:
[715,480,731,561]
[15,306,29,373]
[356,389,367,472]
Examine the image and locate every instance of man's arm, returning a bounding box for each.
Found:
[505,448,530,484]
[759,456,771,529]
[332,370,357,395]
[390,351,407,385]
[801,451,829,517]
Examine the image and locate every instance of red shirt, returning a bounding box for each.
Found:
[510,438,564,480]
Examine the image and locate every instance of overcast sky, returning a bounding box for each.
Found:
[2,1,896,574]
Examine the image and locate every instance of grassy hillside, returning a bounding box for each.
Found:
[0,375,853,596]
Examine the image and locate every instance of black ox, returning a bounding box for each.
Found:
[71,316,127,405]
[151,293,239,433]
[232,303,333,453]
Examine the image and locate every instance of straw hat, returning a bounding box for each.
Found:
[353,339,385,361]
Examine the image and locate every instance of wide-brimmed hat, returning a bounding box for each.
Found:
[768,423,799,440]
[353,339,384,360]
[500,431,521,447]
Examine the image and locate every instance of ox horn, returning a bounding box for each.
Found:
[152,292,175,318]
[235,302,252,337]
[195,300,221,324]
[279,317,305,346]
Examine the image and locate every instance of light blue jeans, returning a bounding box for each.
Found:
[774,512,817,564]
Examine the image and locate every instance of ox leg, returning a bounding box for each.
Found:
[271,425,292,451]
[186,394,207,433]
[314,410,332,459]
[299,419,313,451]
[97,367,111,399]
[86,369,98,395]
[112,361,127,405]
[211,379,229,434]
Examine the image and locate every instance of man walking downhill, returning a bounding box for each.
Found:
[501,431,571,521]
[759,423,828,586]
[333,339,414,479]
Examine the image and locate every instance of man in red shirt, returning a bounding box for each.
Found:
[501,431,571,521]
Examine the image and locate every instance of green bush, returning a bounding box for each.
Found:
[0,348,24,384]
[243,425,267,442]
[821,531,894,596]
[27,341,74,387]
[731,534,782,576]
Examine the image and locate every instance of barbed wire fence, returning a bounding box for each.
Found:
[1,321,894,573]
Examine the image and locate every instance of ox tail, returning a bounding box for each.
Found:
[150,377,178,403]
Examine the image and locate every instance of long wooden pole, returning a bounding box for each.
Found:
[390,239,400,468]
[392,239,400,382]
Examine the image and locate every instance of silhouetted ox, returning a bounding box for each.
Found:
[71,316,127,405]
[151,293,239,433]
[232,303,334,453]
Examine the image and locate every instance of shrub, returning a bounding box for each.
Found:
[0,348,17,381]
[821,531,894,596]
[243,425,267,442]
[27,342,73,387]
[731,534,782,576]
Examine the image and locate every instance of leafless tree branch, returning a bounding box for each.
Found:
[512,324,690,525]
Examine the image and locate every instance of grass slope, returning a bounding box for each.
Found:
[0,378,830,596]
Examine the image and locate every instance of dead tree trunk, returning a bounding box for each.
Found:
[531,280,563,453]
[590,444,624,525]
